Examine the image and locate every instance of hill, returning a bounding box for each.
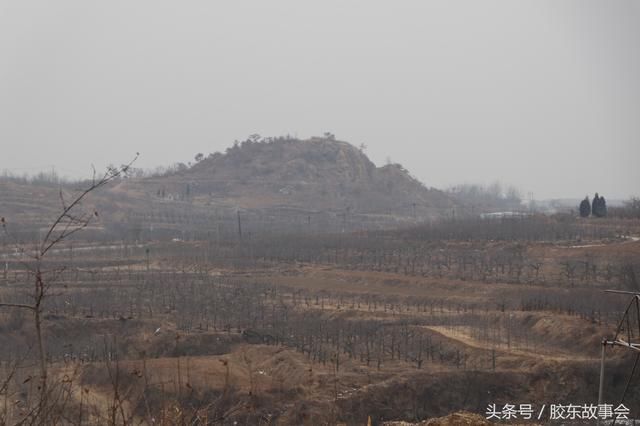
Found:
[136,136,453,218]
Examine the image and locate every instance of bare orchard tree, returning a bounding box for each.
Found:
[0,155,137,417]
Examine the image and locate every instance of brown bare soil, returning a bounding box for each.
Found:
[2,206,639,424]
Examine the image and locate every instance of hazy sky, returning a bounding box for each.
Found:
[1,1,638,199]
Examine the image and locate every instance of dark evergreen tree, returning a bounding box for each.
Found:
[592,193,607,217]
[579,196,591,217]
[597,195,607,217]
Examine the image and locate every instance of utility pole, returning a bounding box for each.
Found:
[528,192,534,213]
[237,210,242,240]
[598,338,606,407]
[597,290,640,425]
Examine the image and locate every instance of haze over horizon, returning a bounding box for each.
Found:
[1,1,638,200]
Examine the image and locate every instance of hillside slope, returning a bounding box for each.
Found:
[138,137,453,218]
